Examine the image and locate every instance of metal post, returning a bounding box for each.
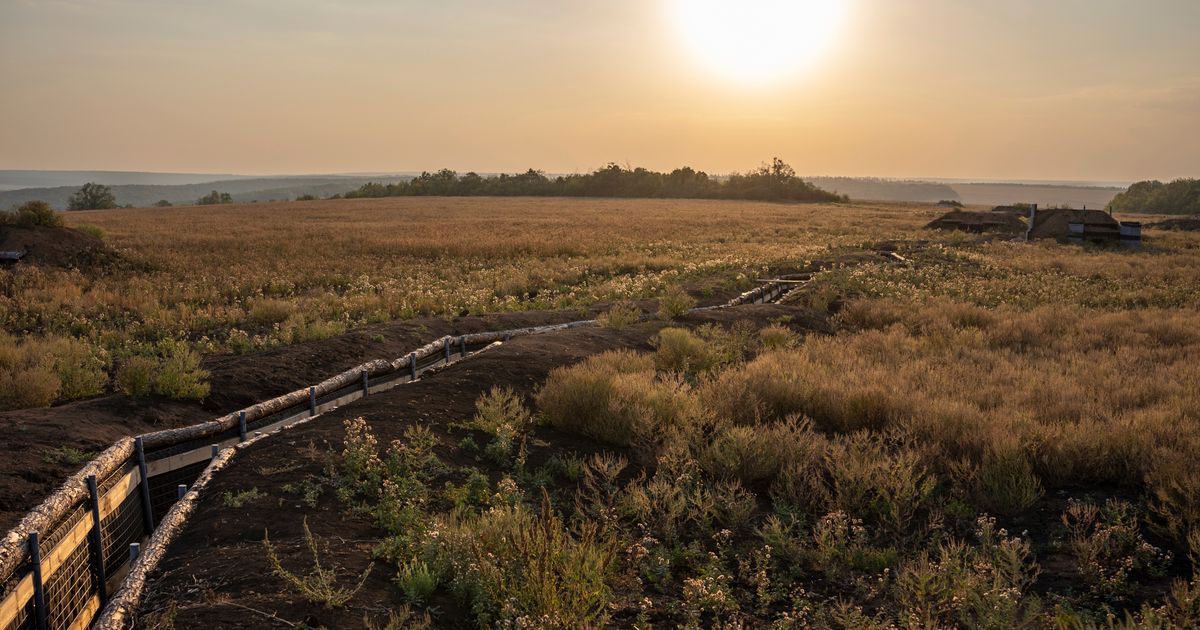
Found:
[361,370,369,397]
[85,475,108,604]
[238,411,248,442]
[460,337,467,358]
[177,484,187,499]
[444,338,451,362]
[309,387,317,416]
[29,532,47,630]
[134,436,155,532]
[409,353,417,380]
[129,542,140,565]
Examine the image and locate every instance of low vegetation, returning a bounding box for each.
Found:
[346,158,847,203]
[1108,178,1200,215]
[324,252,1200,626]
[4,196,922,410]
[2,201,64,228]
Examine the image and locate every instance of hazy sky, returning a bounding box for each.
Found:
[1,0,1197,182]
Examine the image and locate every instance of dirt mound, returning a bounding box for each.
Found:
[1147,216,1200,231]
[926,210,1026,234]
[0,225,118,269]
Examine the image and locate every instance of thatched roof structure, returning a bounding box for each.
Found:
[926,210,1026,234]
[1027,208,1120,242]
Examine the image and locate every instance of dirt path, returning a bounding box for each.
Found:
[135,303,815,628]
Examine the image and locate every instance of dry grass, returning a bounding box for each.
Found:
[0,197,932,409]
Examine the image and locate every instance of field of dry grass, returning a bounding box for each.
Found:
[2,197,935,410]
[110,197,1200,628]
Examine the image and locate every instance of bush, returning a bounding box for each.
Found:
[74,224,105,239]
[657,285,697,320]
[596,301,641,330]
[537,350,701,450]
[421,495,617,627]
[197,190,233,205]
[774,432,937,543]
[46,337,109,400]
[697,421,806,485]
[469,386,532,466]
[0,334,108,409]
[247,298,295,326]
[972,441,1043,516]
[9,201,64,228]
[116,356,156,398]
[153,341,211,400]
[758,323,799,350]
[651,327,722,375]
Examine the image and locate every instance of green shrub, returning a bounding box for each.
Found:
[469,386,532,466]
[46,337,108,400]
[74,224,105,239]
[1062,499,1170,599]
[758,324,799,350]
[422,495,617,627]
[596,301,641,330]
[825,434,937,542]
[153,341,210,400]
[697,421,808,485]
[657,285,697,320]
[651,327,721,375]
[539,352,701,452]
[116,356,156,398]
[264,517,373,608]
[973,442,1043,516]
[11,201,64,228]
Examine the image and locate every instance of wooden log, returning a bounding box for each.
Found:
[459,319,594,346]
[0,438,134,585]
[92,411,323,630]
[141,358,395,449]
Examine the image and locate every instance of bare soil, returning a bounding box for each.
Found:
[0,225,119,269]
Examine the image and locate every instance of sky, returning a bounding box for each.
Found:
[1,0,1197,182]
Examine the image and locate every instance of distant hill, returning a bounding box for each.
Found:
[0,176,412,209]
[949,183,1123,209]
[0,170,1128,210]
[805,177,960,202]
[0,170,255,191]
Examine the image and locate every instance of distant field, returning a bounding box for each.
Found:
[0,197,930,410]
[118,199,1200,628]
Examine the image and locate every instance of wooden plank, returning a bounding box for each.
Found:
[0,573,35,629]
[66,593,100,630]
[39,513,93,582]
[98,467,141,521]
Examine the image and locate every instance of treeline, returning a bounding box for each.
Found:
[1108,179,1200,215]
[345,159,847,203]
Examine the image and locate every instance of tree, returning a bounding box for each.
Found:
[68,183,118,210]
[197,191,233,205]
[155,199,173,207]
[7,200,64,228]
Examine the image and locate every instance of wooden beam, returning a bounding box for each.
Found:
[0,573,34,629]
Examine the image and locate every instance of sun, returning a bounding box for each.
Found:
[669,0,848,84]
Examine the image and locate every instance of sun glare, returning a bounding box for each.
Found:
[670,0,848,84]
